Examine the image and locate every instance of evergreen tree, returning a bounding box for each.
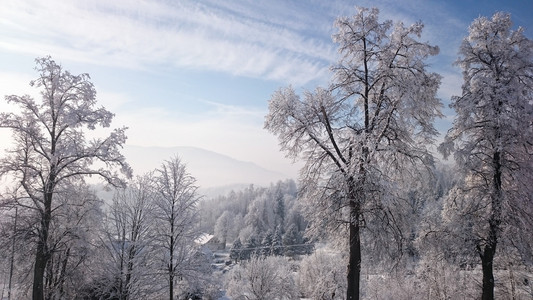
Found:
[230,239,243,263]
[282,224,302,258]
[243,235,260,259]
[271,226,283,256]
[260,230,274,256]
[273,187,285,233]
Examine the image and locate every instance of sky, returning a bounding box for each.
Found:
[1,0,532,182]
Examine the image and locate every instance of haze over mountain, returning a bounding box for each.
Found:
[122,145,291,189]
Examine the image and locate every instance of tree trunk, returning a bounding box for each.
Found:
[33,192,52,300]
[346,205,361,300]
[480,242,496,300]
[44,252,54,299]
[125,245,136,300]
[480,150,503,300]
[169,254,174,300]
[8,206,18,300]
[169,213,175,300]
[58,248,70,298]
[33,240,47,300]
[169,271,174,300]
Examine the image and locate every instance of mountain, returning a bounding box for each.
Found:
[122,145,290,189]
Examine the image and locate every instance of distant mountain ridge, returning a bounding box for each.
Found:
[122,145,289,189]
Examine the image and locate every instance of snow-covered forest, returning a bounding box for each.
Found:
[1,6,533,300]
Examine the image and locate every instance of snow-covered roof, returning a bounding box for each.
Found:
[195,233,214,245]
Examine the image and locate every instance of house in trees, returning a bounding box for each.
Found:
[196,233,225,251]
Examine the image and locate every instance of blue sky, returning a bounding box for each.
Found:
[1,0,532,179]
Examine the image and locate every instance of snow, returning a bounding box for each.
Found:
[195,233,214,245]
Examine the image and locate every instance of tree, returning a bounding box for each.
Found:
[282,223,302,258]
[260,229,274,256]
[298,250,346,300]
[0,187,37,299]
[242,234,260,260]
[439,12,533,300]
[230,238,244,263]
[0,56,131,300]
[214,210,233,250]
[271,225,283,256]
[152,156,201,300]
[97,175,156,300]
[225,256,297,300]
[272,185,285,232]
[43,182,103,299]
[265,7,441,299]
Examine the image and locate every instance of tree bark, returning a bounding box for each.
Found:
[480,244,496,300]
[169,236,174,300]
[169,207,175,300]
[8,206,18,300]
[480,150,503,300]
[33,191,53,300]
[58,248,71,298]
[346,202,361,300]
[33,241,47,300]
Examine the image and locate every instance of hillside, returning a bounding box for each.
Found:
[122,145,290,189]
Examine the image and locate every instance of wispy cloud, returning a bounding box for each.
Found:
[0,0,335,86]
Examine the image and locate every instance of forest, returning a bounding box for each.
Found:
[0,6,532,300]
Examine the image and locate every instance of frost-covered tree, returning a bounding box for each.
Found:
[272,185,285,232]
[299,250,346,300]
[265,7,441,299]
[0,56,130,300]
[282,223,302,258]
[242,234,260,260]
[152,156,201,300]
[197,180,302,248]
[0,188,40,299]
[260,229,274,256]
[43,182,102,299]
[214,210,233,250]
[230,238,244,263]
[271,225,283,256]
[96,175,156,300]
[439,12,533,300]
[225,256,297,300]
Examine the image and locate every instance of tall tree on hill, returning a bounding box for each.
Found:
[0,57,131,300]
[439,12,533,300]
[265,7,441,299]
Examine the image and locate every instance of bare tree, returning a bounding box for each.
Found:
[439,12,533,300]
[97,175,156,300]
[0,56,131,300]
[43,182,102,300]
[152,156,201,300]
[265,7,441,299]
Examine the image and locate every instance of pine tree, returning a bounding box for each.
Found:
[271,226,283,256]
[282,224,302,258]
[230,239,243,263]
